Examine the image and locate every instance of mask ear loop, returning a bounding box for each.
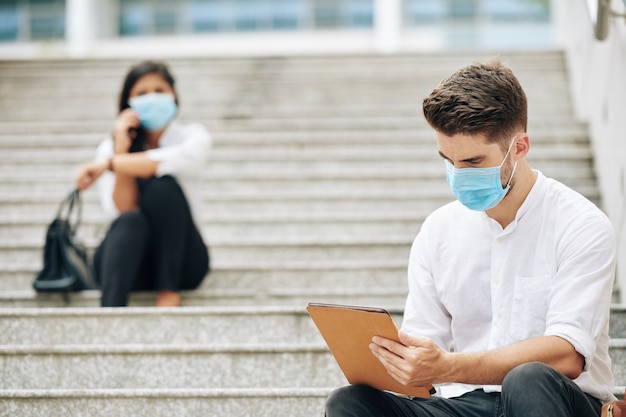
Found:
[504,161,518,189]
[500,136,519,189]
[499,136,518,167]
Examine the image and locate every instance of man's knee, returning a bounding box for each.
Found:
[503,362,559,393]
[326,385,386,417]
[502,362,568,409]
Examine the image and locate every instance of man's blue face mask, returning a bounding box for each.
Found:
[444,138,518,211]
[129,93,178,132]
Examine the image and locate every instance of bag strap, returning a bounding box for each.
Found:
[55,189,83,235]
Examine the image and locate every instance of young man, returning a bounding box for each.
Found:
[325,61,616,417]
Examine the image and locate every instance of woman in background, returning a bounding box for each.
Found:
[75,60,211,307]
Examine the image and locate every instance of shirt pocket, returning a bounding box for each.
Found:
[510,275,550,340]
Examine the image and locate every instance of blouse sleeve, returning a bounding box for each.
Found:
[94,137,119,220]
[145,123,212,178]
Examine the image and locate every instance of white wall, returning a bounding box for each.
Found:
[553,0,626,300]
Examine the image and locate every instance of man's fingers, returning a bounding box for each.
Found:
[372,336,406,356]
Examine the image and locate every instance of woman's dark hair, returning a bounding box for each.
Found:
[118,61,178,152]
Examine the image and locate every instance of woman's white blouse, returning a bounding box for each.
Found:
[94,120,212,227]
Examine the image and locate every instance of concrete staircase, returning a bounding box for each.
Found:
[0,51,622,415]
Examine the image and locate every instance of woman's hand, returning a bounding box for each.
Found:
[113,108,140,154]
[75,160,109,191]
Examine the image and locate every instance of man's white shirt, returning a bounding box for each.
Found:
[402,171,616,402]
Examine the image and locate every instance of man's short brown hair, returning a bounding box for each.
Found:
[422,60,528,148]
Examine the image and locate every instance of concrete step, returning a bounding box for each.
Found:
[610,305,626,338]
[1,220,423,244]
[0,237,413,261]
[4,385,619,417]
[0,185,458,207]
[1,315,624,388]
[0,181,598,206]
[0,123,591,147]
[0,305,402,346]
[5,303,625,343]
[0,115,585,134]
[0,288,410,308]
[0,199,449,223]
[0,343,346,390]
[1,262,409,292]
[611,339,626,388]
[0,158,595,177]
[0,142,593,165]
[0,62,559,81]
[0,388,328,417]
[0,207,428,224]
[0,167,599,190]
[0,105,574,121]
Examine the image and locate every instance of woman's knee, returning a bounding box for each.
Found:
[109,211,150,240]
[140,176,191,223]
[141,176,185,205]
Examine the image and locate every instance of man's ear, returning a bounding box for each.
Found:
[513,133,530,160]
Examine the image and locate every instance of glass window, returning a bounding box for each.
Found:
[405,0,447,23]
[404,0,550,24]
[118,0,375,35]
[314,0,341,28]
[449,0,477,19]
[154,7,178,34]
[313,0,373,29]
[270,0,303,30]
[233,0,266,31]
[154,11,177,33]
[345,0,373,27]
[190,0,226,32]
[484,0,549,21]
[119,3,150,36]
[25,0,65,40]
[0,1,19,41]
[403,0,553,49]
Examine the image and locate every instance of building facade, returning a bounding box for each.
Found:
[0,0,552,57]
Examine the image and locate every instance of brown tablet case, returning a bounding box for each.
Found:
[307,302,433,398]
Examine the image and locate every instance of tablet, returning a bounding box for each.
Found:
[306,302,433,397]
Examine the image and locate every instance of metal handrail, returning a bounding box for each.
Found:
[586,0,626,41]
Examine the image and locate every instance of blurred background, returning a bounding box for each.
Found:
[1,0,622,301]
[0,0,553,57]
[0,0,625,318]
[2,1,626,415]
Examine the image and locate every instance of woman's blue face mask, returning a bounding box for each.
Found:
[129,93,177,132]
[444,139,518,211]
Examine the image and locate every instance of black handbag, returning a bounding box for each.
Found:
[33,189,97,292]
